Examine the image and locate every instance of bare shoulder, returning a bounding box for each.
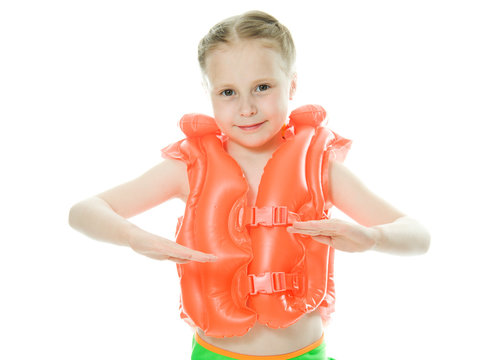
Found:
[96,158,189,219]
[328,160,405,226]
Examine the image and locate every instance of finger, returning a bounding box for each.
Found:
[170,252,218,263]
[297,219,343,227]
[290,220,325,229]
[165,244,218,263]
[168,257,192,264]
[287,227,318,235]
[311,235,334,246]
[291,220,341,235]
[287,226,335,237]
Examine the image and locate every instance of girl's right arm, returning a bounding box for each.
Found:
[68,159,217,264]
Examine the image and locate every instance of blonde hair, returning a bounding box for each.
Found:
[198,10,296,76]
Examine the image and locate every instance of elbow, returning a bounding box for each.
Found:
[68,196,111,231]
[68,198,94,230]
[412,220,431,255]
[395,215,431,256]
[68,201,83,230]
[419,228,431,255]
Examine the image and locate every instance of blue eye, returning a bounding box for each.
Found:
[221,89,235,97]
[256,84,270,92]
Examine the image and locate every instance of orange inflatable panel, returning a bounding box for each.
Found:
[162,105,352,337]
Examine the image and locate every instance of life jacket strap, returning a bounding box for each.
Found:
[248,272,300,295]
[244,206,296,227]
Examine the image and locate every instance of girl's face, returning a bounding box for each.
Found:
[204,40,296,152]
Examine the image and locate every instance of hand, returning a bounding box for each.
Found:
[128,233,218,264]
[287,218,378,253]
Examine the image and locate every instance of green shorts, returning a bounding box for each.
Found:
[191,332,335,360]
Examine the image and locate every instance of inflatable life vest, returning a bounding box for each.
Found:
[161,105,352,338]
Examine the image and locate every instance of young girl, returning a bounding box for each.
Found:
[69,10,430,360]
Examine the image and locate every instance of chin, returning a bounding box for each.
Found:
[237,134,281,150]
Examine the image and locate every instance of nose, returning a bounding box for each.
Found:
[239,97,257,118]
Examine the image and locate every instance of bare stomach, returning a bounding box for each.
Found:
[196,311,324,356]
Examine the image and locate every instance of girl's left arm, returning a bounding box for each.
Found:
[288,161,430,255]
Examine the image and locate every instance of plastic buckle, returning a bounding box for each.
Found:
[249,272,293,295]
[249,206,289,227]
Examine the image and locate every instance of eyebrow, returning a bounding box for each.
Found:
[253,78,276,85]
[212,78,276,90]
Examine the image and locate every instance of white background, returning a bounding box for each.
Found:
[1,0,479,359]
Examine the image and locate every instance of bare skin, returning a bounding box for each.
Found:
[68,152,430,355]
[69,159,217,264]
[69,39,430,356]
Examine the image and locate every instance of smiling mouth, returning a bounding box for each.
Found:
[237,121,266,131]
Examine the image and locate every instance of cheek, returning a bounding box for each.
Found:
[210,98,224,114]
[210,101,234,131]
[262,92,288,115]
[212,101,232,121]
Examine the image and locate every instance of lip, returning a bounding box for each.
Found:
[237,121,266,131]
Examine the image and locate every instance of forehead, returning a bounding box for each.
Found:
[205,40,287,86]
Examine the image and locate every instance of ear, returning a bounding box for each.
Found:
[289,72,297,100]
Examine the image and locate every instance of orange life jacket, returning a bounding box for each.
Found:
[161,105,352,338]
